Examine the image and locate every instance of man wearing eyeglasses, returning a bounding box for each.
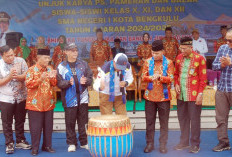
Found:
[212,28,232,152]
[174,37,207,153]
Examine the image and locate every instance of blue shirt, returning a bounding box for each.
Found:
[212,44,232,92]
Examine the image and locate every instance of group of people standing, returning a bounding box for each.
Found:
[1,10,232,156]
[0,26,133,156]
[140,27,232,155]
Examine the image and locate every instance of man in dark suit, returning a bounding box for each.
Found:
[111,38,126,58]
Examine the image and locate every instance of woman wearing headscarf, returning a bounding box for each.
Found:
[30,36,49,66]
[14,37,31,66]
[137,33,152,76]
[51,35,67,69]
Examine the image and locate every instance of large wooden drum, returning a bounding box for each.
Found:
[87,115,133,157]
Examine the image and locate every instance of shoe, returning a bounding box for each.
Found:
[31,149,38,156]
[16,140,31,150]
[80,144,88,150]
[6,143,14,154]
[68,145,76,152]
[174,143,190,150]
[212,142,231,152]
[159,144,168,154]
[144,143,154,153]
[42,147,55,153]
[189,145,200,153]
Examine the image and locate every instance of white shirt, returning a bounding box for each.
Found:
[100,66,134,96]
[192,37,208,56]
[0,29,12,47]
[0,57,28,103]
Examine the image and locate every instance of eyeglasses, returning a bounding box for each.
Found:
[226,39,232,44]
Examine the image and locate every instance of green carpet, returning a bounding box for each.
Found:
[54,99,216,112]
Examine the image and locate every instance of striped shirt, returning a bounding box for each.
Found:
[212,44,232,92]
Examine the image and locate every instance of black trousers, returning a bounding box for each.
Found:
[0,101,27,145]
[28,110,54,151]
[177,100,202,147]
[145,100,170,145]
[64,103,88,146]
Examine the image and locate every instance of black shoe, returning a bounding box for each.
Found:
[189,145,200,153]
[144,143,154,153]
[42,147,55,153]
[159,144,168,154]
[6,143,14,154]
[31,149,38,156]
[212,142,231,152]
[174,143,190,150]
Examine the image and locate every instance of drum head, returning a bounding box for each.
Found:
[88,115,130,129]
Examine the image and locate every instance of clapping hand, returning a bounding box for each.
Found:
[40,72,47,80]
[80,75,87,85]
[70,77,74,85]
[151,72,161,81]
[9,68,17,79]
[48,70,57,78]
[220,54,231,68]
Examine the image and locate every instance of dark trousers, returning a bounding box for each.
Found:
[64,103,88,146]
[0,101,27,145]
[215,90,232,143]
[177,100,202,147]
[145,100,170,145]
[28,110,54,151]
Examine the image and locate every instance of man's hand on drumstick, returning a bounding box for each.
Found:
[119,81,127,87]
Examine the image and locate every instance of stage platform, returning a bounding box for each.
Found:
[1,100,232,131]
[0,130,231,157]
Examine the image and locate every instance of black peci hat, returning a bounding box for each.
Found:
[114,38,121,43]
[37,49,50,56]
[180,37,193,45]
[152,40,164,51]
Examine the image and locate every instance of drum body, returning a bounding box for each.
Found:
[87,115,133,157]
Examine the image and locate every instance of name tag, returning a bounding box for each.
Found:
[189,68,195,75]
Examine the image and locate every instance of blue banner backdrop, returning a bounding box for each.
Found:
[0,0,232,57]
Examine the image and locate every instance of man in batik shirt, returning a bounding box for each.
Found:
[26,49,57,156]
[89,28,112,67]
[0,45,31,154]
[142,40,174,154]
[214,25,227,53]
[174,37,207,154]
[162,27,180,62]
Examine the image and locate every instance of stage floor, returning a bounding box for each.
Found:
[0,130,231,157]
